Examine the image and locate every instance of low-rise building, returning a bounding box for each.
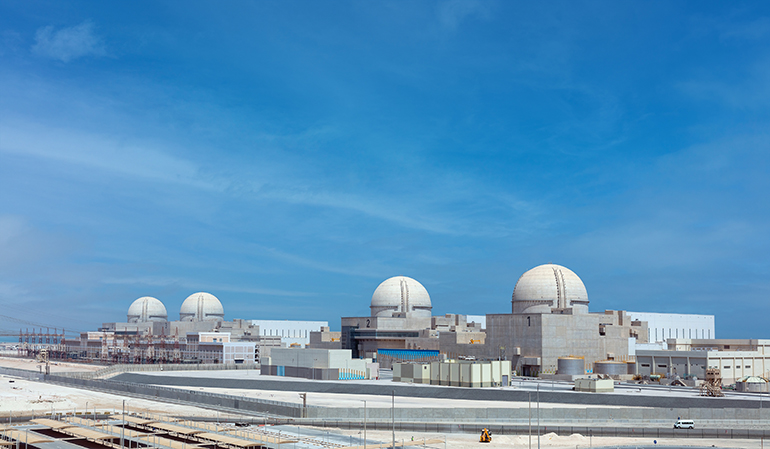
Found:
[262,347,378,380]
[636,339,770,384]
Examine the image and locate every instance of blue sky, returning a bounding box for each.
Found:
[1,2,769,338]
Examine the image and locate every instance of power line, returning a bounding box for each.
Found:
[0,314,83,334]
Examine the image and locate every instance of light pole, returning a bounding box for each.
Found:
[362,400,367,449]
[392,390,395,449]
[528,392,531,449]
[121,400,125,449]
[537,384,540,449]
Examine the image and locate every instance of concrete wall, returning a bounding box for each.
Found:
[484,311,642,375]
[40,371,770,426]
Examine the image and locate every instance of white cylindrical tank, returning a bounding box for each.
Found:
[557,357,585,375]
[594,361,627,376]
[736,377,769,393]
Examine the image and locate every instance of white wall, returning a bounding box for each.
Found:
[249,320,328,346]
[626,311,715,343]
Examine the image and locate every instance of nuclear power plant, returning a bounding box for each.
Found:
[14,262,770,385]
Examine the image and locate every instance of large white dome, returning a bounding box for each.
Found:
[371,276,432,318]
[179,292,225,322]
[512,264,589,314]
[127,296,168,323]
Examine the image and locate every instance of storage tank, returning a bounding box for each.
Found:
[735,376,769,393]
[594,361,627,376]
[557,357,585,375]
[627,361,637,375]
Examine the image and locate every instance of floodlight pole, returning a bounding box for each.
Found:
[121,400,125,449]
[392,390,395,449]
[537,383,540,449]
[528,392,531,449]
[362,400,367,449]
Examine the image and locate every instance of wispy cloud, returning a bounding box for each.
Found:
[0,119,212,189]
[437,0,493,30]
[32,21,105,62]
[718,16,770,41]
[101,276,315,297]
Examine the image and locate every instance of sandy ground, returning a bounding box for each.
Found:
[0,373,226,418]
[330,427,768,449]
[0,355,103,373]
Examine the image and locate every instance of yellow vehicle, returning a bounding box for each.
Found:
[479,428,492,443]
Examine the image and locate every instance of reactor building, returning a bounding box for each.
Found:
[332,264,649,375]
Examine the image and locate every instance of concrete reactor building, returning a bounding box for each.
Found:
[484,263,647,376]
[336,276,484,361]
[333,264,651,376]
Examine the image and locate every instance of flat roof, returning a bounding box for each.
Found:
[31,419,75,430]
[110,415,159,426]
[1,430,54,445]
[149,422,205,435]
[219,429,293,445]
[137,435,199,449]
[62,427,116,441]
[196,432,267,448]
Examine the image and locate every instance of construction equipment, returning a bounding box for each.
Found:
[479,428,492,443]
[699,369,725,397]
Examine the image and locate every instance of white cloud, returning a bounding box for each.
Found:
[32,21,105,62]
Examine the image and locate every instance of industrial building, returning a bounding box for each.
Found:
[332,265,725,379]
[333,266,648,375]
[333,276,485,360]
[248,320,329,347]
[15,262,742,387]
[393,359,512,387]
[636,338,770,384]
[18,292,324,365]
[626,311,715,347]
[261,347,378,380]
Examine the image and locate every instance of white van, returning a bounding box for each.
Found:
[674,419,695,429]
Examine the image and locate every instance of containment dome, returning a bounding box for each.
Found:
[179,292,225,322]
[127,296,168,323]
[512,264,589,314]
[371,276,432,318]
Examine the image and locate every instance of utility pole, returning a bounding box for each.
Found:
[362,400,367,449]
[528,392,531,449]
[120,400,125,449]
[392,390,395,449]
[537,383,540,449]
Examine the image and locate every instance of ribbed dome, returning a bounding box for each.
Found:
[371,276,432,318]
[127,296,168,323]
[512,264,589,314]
[179,292,225,322]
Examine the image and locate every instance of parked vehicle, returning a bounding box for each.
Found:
[674,419,695,429]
